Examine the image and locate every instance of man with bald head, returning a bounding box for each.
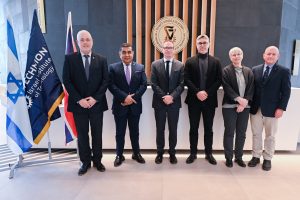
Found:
[63,30,109,175]
[248,46,291,171]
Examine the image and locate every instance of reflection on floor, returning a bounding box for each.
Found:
[0,144,300,200]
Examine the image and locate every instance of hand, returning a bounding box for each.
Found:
[86,96,97,108]
[196,91,208,101]
[78,98,90,109]
[236,104,245,113]
[275,108,284,118]
[123,94,137,106]
[162,95,174,105]
[236,97,248,108]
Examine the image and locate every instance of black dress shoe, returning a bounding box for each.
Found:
[169,155,177,164]
[186,154,197,164]
[262,159,271,171]
[132,153,146,164]
[155,154,163,164]
[234,159,246,167]
[248,157,260,167]
[225,159,233,168]
[78,163,91,176]
[114,155,124,167]
[94,162,106,172]
[205,154,217,165]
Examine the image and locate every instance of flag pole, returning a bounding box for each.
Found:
[47,131,52,160]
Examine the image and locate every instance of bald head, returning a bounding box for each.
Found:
[77,30,93,55]
[263,46,280,65]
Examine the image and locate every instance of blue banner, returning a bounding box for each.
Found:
[25,10,64,144]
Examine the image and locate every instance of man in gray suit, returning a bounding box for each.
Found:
[151,41,184,164]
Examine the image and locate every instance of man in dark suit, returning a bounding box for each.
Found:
[184,34,222,165]
[151,41,184,164]
[63,30,109,176]
[108,43,147,167]
[248,46,291,171]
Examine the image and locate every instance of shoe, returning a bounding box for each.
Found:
[94,162,106,172]
[205,154,217,165]
[248,157,260,167]
[132,153,146,164]
[169,155,177,164]
[114,155,124,167]
[262,159,271,171]
[78,163,91,176]
[186,154,197,164]
[155,154,163,164]
[225,159,233,168]
[234,159,246,168]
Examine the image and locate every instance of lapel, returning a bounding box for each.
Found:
[159,59,169,84]
[77,52,88,82]
[206,55,212,78]
[118,62,128,85]
[257,64,264,83]
[129,62,137,86]
[228,64,239,93]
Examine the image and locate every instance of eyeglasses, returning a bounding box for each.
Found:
[163,46,174,50]
[197,42,208,46]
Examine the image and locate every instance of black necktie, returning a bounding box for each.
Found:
[165,61,170,92]
[84,55,90,80]
[263,66,270,82]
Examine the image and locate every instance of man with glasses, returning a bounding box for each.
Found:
[108,43,147,167]
[151,40,184,164]
[184,34,222,165]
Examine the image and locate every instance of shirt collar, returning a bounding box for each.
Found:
[163,58,173,63]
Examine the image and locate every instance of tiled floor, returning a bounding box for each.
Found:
[1,149,300,200]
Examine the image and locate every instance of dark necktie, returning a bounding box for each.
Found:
[84,55,90,80]
[165,61,170,92]
[263,66,270,82]
[125,64,131,85]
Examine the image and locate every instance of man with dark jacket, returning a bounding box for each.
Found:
[184,34,222,165]
[63,30,109,175]
[248,46,291,171]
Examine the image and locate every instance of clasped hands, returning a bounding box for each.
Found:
[235,97,248,113]
[162,95,173,105]
[197,91,208,101]
[121,94,137,106]
[78,96,97,109]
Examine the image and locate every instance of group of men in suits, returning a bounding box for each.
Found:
[63,30,291,176]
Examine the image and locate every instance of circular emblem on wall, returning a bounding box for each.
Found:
[151,16,189,54]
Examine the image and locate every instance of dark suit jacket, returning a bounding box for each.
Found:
[250,63,291,117]
[62,52,109,114]
[222,64,254,105]
[184,54,222,108]
[151,59,184,109]
[108,62,147,116]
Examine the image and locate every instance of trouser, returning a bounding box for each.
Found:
[250,109,278,160]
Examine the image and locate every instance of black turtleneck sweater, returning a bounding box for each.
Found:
[198,53,208,90]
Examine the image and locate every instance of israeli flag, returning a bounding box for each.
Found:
[6,19,33,154]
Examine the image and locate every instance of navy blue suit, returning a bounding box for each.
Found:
[108,62,147,156]
[250,64,291,117]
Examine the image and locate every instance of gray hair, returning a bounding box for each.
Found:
[229,47,243,56]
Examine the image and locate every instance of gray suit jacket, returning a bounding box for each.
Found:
[151,58,184,109]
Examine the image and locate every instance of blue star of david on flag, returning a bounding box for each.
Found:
[7,72,25,104]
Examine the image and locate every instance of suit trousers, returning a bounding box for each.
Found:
[250,109,278,160]
[187,103,216,155]
[154,107,180,156]
[73,112,103,165]
[222,108,250,160]
[114,110,141,156]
